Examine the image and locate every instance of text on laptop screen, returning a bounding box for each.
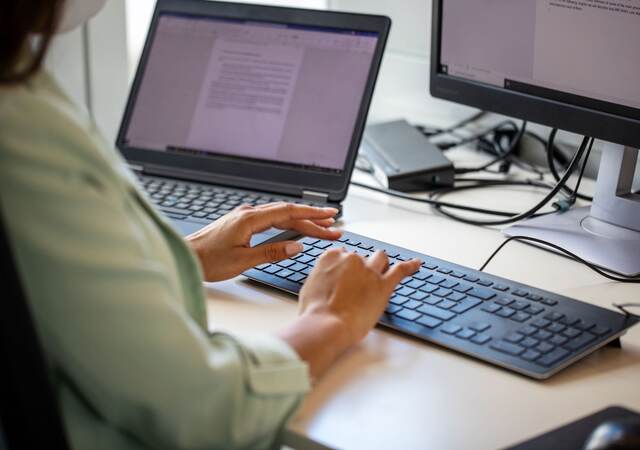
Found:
[124,14,379,172]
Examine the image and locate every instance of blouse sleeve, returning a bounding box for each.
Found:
[0,83,310,450]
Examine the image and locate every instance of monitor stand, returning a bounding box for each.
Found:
[505,142,640,277]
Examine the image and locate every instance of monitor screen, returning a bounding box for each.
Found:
[123,13,379,173]
[439,0,640,118]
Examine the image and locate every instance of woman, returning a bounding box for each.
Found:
[0,1,420,449]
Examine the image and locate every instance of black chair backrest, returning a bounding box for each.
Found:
[0,207,70,450]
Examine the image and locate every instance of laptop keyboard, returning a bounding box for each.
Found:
[243,231,638,379]
[137,174,331,225]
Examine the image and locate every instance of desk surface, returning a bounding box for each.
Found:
[205,162,640,450]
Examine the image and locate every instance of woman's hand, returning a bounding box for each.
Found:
[278,249,421,379]
[186,202,341,282]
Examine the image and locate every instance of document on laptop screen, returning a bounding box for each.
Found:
[125,15,379,172]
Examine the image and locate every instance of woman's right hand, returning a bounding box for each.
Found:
[278,248,421,380]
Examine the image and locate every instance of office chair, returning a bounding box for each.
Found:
[0,207,70,450]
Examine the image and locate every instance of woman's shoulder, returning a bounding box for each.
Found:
[0,71,116,176]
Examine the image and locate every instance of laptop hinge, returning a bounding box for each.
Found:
[302,190,329,203]
[128,163,145,173]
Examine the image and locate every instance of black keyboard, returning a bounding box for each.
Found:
[244,231,639,379]
[138,174,332,226]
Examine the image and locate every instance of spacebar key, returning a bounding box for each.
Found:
[417,304,456,321]
[159,206,192,216]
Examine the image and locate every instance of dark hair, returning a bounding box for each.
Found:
[0,0,66,85]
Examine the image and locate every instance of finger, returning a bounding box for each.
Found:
[246,203,338,233]
[315,247,345,266]
[310,218,336,227]
[382,259,422,291]
[246,240,304,266]
[278,220,342,240]
[366,250,389,274]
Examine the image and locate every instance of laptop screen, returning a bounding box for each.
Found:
[123,13,380,174]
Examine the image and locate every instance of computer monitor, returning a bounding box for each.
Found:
[430,0,640,276]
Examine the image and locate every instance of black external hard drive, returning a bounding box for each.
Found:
[361,119,454,192]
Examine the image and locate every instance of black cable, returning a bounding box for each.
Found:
[430,135,590,226]
[350,181,526,217]
[613,303,640,318]
[416,110,487,138]
[546,129,593,201]
[455,121,527,174]
[479,236,640,283]
[437,120,518,150]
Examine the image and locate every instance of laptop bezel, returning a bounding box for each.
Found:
[116,0,390,203]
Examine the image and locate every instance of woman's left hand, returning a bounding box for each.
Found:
[186,202,341,282]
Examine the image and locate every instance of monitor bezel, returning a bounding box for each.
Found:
[430,0,640,148]
[116,0,390,202]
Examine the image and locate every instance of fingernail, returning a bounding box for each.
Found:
[286,242,304,256]
[324,207,339,213]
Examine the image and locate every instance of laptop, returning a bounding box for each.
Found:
[116,0,390,242]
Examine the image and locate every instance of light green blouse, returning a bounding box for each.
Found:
[0,72,310,450]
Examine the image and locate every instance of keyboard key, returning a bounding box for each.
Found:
[560,317,581,327]
[469,322,491,332]
[527,294,543,302]
[403,300,423,310]
[536,342,555,354]
[471,334,491,345]
[477,279,493,287]
[437,267,453,274]
[437,300,456,310]
[496,297,514,306]
[537,347,570,367]
[448,292,466,302]
[547,323,566,334]
[396,287,416,297]
[396,309,421,321]
[417,304,456,321]
[512,289,528,297]
[451,297,482,314]
[417,316,443,328]
[521,337,540,348]
[511,300,530,311]
[491,341,525,356]
[496,307,515,318]
[564,332,597,351]
[422,261,437,270]
[493,284,509,291]
[520,325,538,336]
[525,305,545,315]
[531,318,551,328]
[389,295,409,306]
[413,269,431,281]
[590,325,611,336]
[550,335,569,346]
[521,349,541,361]
[452,282,473,293]
[511,312,531,323]
[463,274,480,282]
[575,320,595,331]
[410,291,429,301]
[314,241,332,249]
[424,296,441,305]
[263,265,280,274]
[290,263,308,272]
[385,304,402,315]
[562,328,582,339]
[533,330,552,341]
[450,271,466,278]
[440,279,459,289]
[301,237,319,245]
[428,275,446,285]
[433,288,453,298]
[541,298,558,306]
[287,273,306,283]
[441,323,463,335]
[255,263,270,270]
[406,279,426,290]
[481,303,501,313]
[457,328,476,339]
[420,284,439,294]
[306,248,323,257]
[505,332,524,343]
[545,312,564,321]
[468,287,496,300]
[275,269,294,278]
[295,254,314,264]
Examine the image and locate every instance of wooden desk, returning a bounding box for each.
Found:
[205,169,640,450]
